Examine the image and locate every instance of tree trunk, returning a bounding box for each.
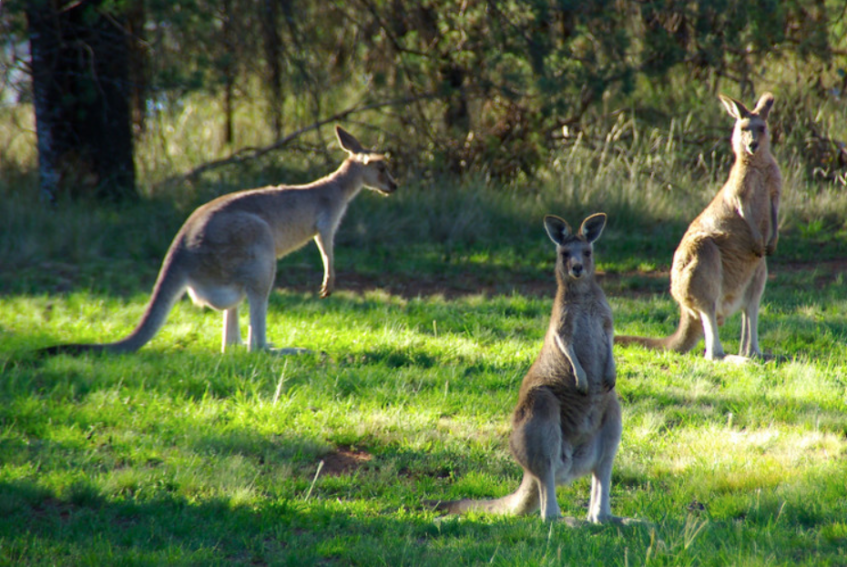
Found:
[222,0,235,146]
[126,0,148,135]
[27,0,136,202]
[262,0,284,140]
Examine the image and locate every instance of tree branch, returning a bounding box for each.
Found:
[156,93,440,189]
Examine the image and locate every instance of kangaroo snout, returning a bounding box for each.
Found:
[747,141,759,155]
[363,157,398,196]
[570,263,584,278]
[382,178,399,194]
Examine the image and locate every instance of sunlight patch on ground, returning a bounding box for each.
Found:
[660,426,846,490]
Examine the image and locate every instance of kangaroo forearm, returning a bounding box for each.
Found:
[766,200,779,254]
[555,334,588,393]
[603,337,616,389]
[738,201,765,250]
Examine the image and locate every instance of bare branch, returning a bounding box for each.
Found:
[157,93,440,189]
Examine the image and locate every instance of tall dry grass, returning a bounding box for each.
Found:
[1,87,845,288]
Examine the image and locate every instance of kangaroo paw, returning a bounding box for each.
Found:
[574,368,589,395]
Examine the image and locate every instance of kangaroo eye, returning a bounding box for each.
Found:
[583,250,592,258]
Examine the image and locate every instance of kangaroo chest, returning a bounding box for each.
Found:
[558,304,610,376]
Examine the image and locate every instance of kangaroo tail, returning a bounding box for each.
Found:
[615,310,702,354]
[37,251,188,357]
[425,474,539,517]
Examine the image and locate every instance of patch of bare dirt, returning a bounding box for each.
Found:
[773,258,847,288]
[319,446,373,477]
[277,269,664,300]
[278,269,555,300]
[277,260,845,300]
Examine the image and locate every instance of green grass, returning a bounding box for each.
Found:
[2,92,847,564]
[2,181,847,565]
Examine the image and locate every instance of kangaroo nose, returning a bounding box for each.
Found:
[572,264,583,277]
[380,179,398,194]
[747,141,759,154]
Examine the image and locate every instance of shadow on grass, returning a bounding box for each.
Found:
[0,437,631,565]
[2,475,641,566]
[0,477,444,565]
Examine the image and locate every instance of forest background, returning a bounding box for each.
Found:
[1,1,847,565]
[2,0,846,200]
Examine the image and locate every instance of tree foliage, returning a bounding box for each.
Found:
[2,0,846,192]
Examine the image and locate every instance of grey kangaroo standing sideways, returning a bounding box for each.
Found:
[430,214,629,523]
[40,126,397,356]
[617,93,781,362]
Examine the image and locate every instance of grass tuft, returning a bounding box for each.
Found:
[2,93,847,565]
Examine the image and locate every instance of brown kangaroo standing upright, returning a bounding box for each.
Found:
[616,93,781,361]
[39,126,398,356]
[430,214,627,523]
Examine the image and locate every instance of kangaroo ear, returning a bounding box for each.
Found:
[544,215,572,246]
[718,94,751,120]
[752,92,775,120]
[579,213,607,243]
[336,126,365,154]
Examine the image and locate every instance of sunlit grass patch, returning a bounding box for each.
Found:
[1,142,846,564]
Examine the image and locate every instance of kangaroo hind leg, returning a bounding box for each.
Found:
[739,260,767,358]
[244,253,313,355]
[537,467,561,521]
[186,281,246,352]
[672,237,726,360]
[699,307,726,360]
[245,258,276,352]
[222,307,243,352]
[587,409,621,523]
[510,388,563,521]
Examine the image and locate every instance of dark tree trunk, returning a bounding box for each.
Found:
[27,0,136,202]
[222,0,235,145]
[442,62,469,134]
[262,0,284,140]
[126,0,148,135]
